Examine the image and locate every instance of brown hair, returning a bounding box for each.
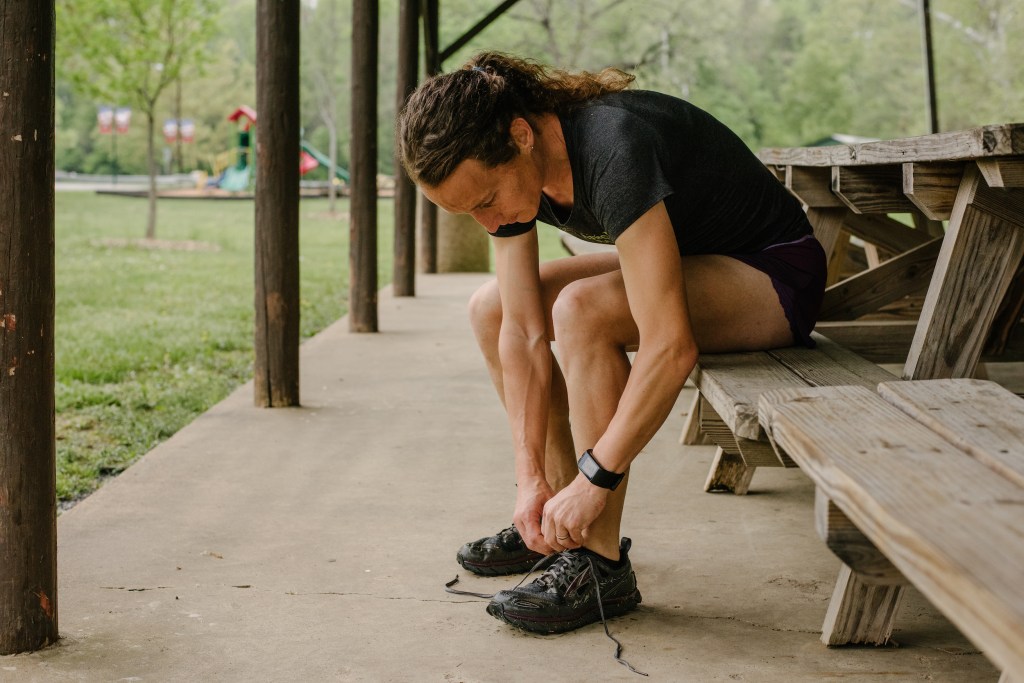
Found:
[397,52,634,187]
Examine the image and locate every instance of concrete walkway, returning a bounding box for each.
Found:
[2,274,997,682]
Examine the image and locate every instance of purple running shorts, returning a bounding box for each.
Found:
[727,233,827,348]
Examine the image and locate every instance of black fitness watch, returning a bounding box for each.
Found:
[577,449,625,490]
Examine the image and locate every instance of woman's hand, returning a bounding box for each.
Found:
[514,477,556,554]
[541,474,610,550]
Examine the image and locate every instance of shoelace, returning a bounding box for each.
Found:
[446,551,648,677]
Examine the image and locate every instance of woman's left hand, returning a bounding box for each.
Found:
[541,474,610,550]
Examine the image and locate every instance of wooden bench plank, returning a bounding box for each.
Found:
[760,384,1024,678]
[695,352,808,440]
[878,378,1024,489]
[768,333,896,388]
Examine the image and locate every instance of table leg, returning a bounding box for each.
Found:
[904,164,1024,379]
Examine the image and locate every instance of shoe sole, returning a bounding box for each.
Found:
[487,589,642,634]
[456,552,553,577]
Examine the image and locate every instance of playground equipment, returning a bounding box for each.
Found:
[206,106,349,192]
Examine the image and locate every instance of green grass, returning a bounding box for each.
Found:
[55,192,566,504]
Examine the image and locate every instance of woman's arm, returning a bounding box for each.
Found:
[542,202,697,543]
[594,201,697,470]
[492,228,557,554]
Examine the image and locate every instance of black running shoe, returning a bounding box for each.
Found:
[456,525,553,576]
[486,538,642,634]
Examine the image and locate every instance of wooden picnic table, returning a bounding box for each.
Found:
[760,378,1024,682]
[758,122,1024,380]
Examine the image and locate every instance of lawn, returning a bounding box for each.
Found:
[54,192,566,505]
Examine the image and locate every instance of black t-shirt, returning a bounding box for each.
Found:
[493,90,811,254]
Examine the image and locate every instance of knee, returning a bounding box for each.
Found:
[551,281,601,348]
[468,279,502,340]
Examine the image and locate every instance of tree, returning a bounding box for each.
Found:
[59,0,220,239]
[301,0,349,215]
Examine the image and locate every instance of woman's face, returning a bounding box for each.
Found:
[420,120,542,233]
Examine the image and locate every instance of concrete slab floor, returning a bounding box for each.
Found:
[1,273,1000,682]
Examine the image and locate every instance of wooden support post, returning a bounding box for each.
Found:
[903,161,963,221]
[904,165,1024,379]
[679,391,711,446]
[418,0,439,273]
[254,0,301,406]
[703,447,755,496]
[0,0,59,654]
[815,490,905,584]
[833,165,918,214]
[805,207,848,262]
[350,0,379,332]
[821,563,904,646]
[816,491,905,646]
[818,237,942,321]
[393,0,419,296]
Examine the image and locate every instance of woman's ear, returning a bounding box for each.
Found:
[508,117,534,154]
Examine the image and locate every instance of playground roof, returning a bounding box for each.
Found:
[227,105,257,125]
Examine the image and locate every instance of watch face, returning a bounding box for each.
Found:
[580,452,599,479]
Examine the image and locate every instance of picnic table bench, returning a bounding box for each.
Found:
[686,123,1024,486]
[760,379,1024,682]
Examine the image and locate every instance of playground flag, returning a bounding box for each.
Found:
[97,106,113,134]
[115,107,132,134]
[163,119,179,144]
[180,119,196,143]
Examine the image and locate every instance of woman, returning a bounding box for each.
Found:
[398,52,825,635]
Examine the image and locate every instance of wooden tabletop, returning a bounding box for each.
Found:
[759,122,1024,167]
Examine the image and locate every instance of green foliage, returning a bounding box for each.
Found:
[55,1,1024,171]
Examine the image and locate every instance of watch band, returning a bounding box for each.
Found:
[577,449,625,490]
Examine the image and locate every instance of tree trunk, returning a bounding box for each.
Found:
[0,0,59,655]
[350,0,379,331]
[145,110,157,239]
[254,0,301,406]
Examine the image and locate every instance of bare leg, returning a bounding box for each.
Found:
[467,252,621,492]
[553,255,795,560]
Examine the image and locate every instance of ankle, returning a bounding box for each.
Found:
[581,542,620,564]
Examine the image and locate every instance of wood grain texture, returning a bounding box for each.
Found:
[349,0,379,331]
[840,213,934,255]
[815,490,905,585]
[814,321,917,364]
[703,447,755,495]
[878,379,1024,489]
[759,123,1024,167]
[904,166,1024,379]
[391,0,419,296]
[761,384,1024,676]
[833,165,917,214]
[820,564,905,646]
[768,333,896,389]
[695,353,808,440]
[254,0,302,406]
[679,391,712,446]
[818,238,942,321]
[786,165,844,207]
[978,158,1024,188]
[0,0,59,654]
[805,207,848,260]
[903,161,964,220]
